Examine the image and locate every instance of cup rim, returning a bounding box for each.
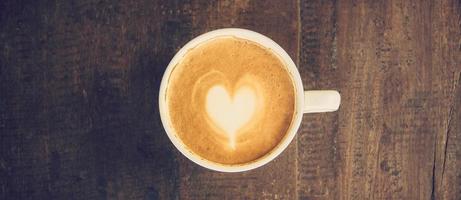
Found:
[158,28,304,172]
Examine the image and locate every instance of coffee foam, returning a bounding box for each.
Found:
[166,37,295,164]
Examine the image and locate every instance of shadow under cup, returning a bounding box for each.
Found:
[159,28,305,172]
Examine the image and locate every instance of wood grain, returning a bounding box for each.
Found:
[439,72,461,199]
[0,0,191,199]
[0,0,460,199]
[297,0,460,199]
[297,0,340,199]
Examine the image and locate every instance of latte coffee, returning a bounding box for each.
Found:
[165,36,296,165]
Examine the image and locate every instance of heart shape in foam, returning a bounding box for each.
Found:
[206,85,256,149]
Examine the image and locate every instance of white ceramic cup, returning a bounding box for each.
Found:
[159,28,340,172]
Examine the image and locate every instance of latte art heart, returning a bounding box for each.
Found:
[206,85,257,149]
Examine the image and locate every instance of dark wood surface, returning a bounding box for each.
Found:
[0,0,460,199]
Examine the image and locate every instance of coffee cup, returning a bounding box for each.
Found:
[159,28,340,172]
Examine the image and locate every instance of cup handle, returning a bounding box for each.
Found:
[303,90,341,113]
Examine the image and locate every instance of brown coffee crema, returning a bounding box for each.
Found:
[166,37,296,164]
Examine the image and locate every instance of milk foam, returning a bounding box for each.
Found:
[166,37,295,164]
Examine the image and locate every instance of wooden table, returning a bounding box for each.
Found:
[1,0,460,199]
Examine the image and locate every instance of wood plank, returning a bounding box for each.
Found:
[176,0,299,199]
[298,0,460,199]
[432,0,461,199]
[0,0,195,199]
[297,0,340,199]
[339,0,459,199]
[437,72,461,199]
